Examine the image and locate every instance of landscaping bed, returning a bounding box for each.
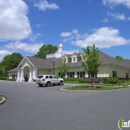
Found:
[0,96,3,102]
[64,84,129,91]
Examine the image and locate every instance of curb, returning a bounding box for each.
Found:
[61,87,128,92]
[0,96,6,105]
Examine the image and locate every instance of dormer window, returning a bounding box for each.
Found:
[72,55,77,63]
[73,57,75,62]
[81,53,86,61]
[65,57,68,63]
[62,55,69,63]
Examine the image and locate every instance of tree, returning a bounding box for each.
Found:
[34,44,58,59]
[57,57,70,79]
[115,55,123,61]
[1,53,23,72]
[0,65,4,76]
[82,44,102,87]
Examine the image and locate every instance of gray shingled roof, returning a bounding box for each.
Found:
[26,56,62,68]
[26,51,129,68]
[8,51,130,72]
[8,68,18,72]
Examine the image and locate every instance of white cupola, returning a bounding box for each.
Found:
[58,43,64,52]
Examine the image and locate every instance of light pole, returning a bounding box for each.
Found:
[52,61,55,75]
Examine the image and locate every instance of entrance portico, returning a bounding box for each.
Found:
[16,57,37,82]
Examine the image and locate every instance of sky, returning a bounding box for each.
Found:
[0,0,130,61]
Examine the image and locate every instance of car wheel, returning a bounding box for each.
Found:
[39,84,43,87]
[46,82,51,87]
[60,81,63,85]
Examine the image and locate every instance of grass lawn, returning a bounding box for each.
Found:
[65,84,128,91]
[0,96,3,102]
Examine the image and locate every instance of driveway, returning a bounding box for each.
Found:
[0,80,130,130]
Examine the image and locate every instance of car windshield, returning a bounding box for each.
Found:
[38,76,43,79]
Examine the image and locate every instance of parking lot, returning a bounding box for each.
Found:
[0,80,130,130]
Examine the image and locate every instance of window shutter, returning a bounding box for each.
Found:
[83,71,85,78]
[67,72,69,78]
[77,71,79,78]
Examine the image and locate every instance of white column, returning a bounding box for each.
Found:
[33,67,37,79]
[20,68,24,82]
[16,69,20,82]
[28,67,33,82]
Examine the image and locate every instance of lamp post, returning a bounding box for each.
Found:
[52,61,55,75]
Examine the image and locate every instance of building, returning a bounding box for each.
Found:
[8,44,130,82]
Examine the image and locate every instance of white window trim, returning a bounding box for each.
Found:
[71,55,77,63]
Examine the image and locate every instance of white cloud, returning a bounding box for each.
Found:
[102,18,109,22]
[60,32,73,37]
[108,12,126,21]
[62,36,74,42]
[60,29,88,42]
[0,50,13,61]
[72,29,79,34]
[36,23,44,28]
[5,42,43,53]
[128,17,130,20]
[72,27,130,48]
[103,0,130,8]
[0,0,31,41]
[30,33,42,42]
[34,0,59,11]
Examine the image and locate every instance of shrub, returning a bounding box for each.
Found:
[109,77,118,84]
[8,79,16,81]
[0,77,8,80]
[78,79,90,83]
[103,78,109,84]
[65,78,78,82]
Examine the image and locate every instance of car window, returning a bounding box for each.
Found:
[45,76,48,78]
[49,76,53,78]
[38,76,43,79]
[54,76,58,79]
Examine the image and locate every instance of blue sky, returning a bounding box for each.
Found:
[0,0,130,60]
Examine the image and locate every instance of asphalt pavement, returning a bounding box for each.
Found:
[0,80,130,130]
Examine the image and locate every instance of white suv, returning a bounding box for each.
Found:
[36,75,64,87]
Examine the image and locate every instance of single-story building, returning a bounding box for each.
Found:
[8,44,130,82]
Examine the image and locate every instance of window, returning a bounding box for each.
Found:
[49,76,53,78]
[54,76,58,79]
[126,73,129,79]
[45,76,48,79]
[77,71,85,78]
[58,73,64,78]
[38,76,43,79]
[67,72,75,78]
[88,74,97,79]
[65,57,68,63]
[71,55,77,63]
[112,71,117,77]
[73,57,75,62]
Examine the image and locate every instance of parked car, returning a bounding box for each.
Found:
[36,75,64,87]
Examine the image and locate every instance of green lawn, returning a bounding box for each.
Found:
[0,96,3,102]
[65,84,128,91]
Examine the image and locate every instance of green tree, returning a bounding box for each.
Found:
[1,53,23,72]
[58,57,70,79]
[82,44,102,87]
[0,65,5,76]
[115,55,123,61]
[34,44,58,59]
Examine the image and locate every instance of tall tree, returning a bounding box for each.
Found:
[57,57,70,79]
[0,65,4,76]
[34,44,58,59]
[1,53,23,72]
[115,55,123,61]
[82,44,102,87]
